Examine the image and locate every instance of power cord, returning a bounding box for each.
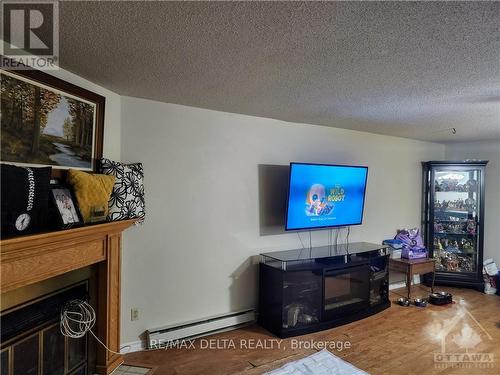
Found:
[297,232,306,250]
[60,299,131,355]
[346,226,351,253]
[328,229,332,253]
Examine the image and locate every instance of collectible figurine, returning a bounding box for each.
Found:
[434,222,444,233]
[462,239,474,254]
[458,255,473,272]
[466,220,476,234]
[467,179,478,191]
[465,198,476,211]
[445,240,459,253]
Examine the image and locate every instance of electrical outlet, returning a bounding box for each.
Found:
[131,308,139,321]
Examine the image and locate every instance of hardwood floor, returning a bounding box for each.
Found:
[124,286,500,374]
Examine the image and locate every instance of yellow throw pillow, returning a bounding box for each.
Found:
[67,169,115,223]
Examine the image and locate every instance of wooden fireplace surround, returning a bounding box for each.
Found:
[0,219,136,374]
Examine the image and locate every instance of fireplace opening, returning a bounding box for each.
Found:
[1,281,89,375]
[322,264,370,319]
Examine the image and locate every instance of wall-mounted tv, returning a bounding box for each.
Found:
[285,163,368,231]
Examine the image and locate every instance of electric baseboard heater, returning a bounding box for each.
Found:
[146,309,255,349]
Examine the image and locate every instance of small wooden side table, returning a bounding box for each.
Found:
[389,257,436,299]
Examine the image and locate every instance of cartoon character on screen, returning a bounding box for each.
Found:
[305,184,333,216]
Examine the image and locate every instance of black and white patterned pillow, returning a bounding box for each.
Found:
[99,158,145,223]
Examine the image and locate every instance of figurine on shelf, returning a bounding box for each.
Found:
[445,240,459,253]
[435,175,476,192]
[466,220,476,234]
[434,222,444,233]
[435,200,447,209]
[435,257,444,270]
[443,179,459,191]
[461,239,475,254]
[467,179,478,191]
[464,198,476,211]
[447,199,461,210]
[443,254,460,271]
[436,198,476,212]
[434,238,445,266]
[458,255,474,272]
[440,238,449,248]
[452,222,465,233]
[435,238,444,252]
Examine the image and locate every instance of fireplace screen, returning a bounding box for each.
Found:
[323,265,370,319]
[1,282,88,375]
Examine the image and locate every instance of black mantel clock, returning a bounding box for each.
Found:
[422,160,488,291]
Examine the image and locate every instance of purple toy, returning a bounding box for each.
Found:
[395,228,428,259]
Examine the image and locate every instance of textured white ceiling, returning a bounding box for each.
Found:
[59,1,500,143]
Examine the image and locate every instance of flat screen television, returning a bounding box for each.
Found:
[285,163,368,231]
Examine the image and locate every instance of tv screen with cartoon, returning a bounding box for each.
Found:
[285,163,368,231]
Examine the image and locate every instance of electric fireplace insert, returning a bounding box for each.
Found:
[259,242,389,338]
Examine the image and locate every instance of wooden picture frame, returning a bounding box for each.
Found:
[0,57,105,173]
[49,185,84,229]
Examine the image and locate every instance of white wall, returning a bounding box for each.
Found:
[119,96,445,344]
[43,68,122,160]
[445,141,500,261]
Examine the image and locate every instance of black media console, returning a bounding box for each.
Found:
[259,242,390,338]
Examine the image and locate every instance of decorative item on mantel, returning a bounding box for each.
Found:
[99,158,146,224]
[66,169,115,224]
[49,184,84,228]
[0,164,52,237]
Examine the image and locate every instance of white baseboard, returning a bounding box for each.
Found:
[120,340,146,354]
[146,309,255,349]
[121,309,255,354]
[389,275,420,291]
[389,281,407,290]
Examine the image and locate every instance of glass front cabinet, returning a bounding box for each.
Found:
[422,161,488,290]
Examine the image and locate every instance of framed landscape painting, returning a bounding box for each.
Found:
[0,66,105,171]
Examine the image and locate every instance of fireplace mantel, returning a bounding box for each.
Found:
[0,219,136,374]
